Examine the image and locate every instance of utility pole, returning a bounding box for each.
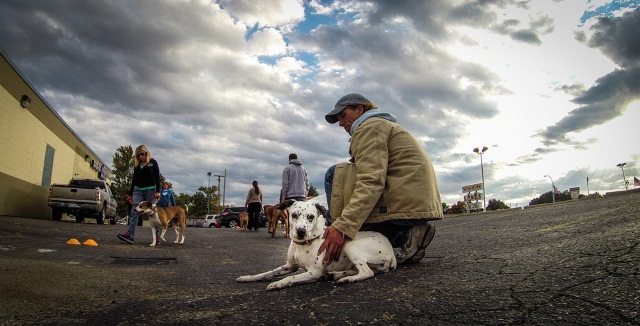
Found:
[207,172,211,215]
[214,171,227,211]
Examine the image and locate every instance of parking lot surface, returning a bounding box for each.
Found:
[1,192,638,325]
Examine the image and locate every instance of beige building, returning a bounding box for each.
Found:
[0,52,112,219]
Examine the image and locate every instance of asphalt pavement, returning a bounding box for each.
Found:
[0,192,638,325]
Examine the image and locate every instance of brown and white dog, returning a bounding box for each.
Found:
[236,200,396,290]
[264,204,289,238]
[239,212,249,231]
[134,200,187,246]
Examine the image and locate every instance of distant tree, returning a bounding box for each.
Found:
[189,191,208,217]
[191,186,220,216]
[448,201,466,214]
[175,193,191,207]
[111,145,134,218]
[442,202,449,214]
[529,190,573,205]
[486,198,510,211]
[308,184,319,197]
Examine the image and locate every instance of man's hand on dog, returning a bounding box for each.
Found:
[318,226,346,264]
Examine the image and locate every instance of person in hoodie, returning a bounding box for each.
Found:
[280,153,309,202]
[158,181,176,208]
[318,93,443,265]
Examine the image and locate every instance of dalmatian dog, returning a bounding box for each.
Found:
[236,200,397,291]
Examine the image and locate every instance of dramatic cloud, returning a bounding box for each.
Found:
[537,10,640,148]
[1,1,637,207]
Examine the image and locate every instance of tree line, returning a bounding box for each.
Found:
[442,189,588,214]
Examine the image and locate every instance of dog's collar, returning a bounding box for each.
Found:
[291,238,317,246]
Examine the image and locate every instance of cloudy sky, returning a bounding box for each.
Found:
[1,0,638,208]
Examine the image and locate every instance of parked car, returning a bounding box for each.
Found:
[200,214,218,228]
[216,207,267,228]
[48,178,118,224]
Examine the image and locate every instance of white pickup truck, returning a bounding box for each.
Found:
[48,178,118,224]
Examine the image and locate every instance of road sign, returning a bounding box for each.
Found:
[464,192,483,201]
[462,183,483,193]
[570,187,580,200]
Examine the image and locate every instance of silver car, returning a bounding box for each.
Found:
[201,214,218,228]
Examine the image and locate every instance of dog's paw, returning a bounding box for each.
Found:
[236,275,252,283]
[266,282,283,291]
[266,279,293,291]
[336,277,354,285]
[149,243,156,247]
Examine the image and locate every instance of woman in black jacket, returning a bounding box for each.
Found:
[117,144,161,244]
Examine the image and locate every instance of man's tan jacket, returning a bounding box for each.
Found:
[330,117,443,239]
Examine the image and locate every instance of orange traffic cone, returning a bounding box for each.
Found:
[66,238,81,245]
[83,239,98,246]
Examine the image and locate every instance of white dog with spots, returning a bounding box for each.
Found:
[236,200,397,290]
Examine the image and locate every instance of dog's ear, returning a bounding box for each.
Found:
[315,204,331,225]
[277,199,295,210]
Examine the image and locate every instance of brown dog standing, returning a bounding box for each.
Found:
[239,212,249,231]
[264,204,289,238]
[134,200,187,247]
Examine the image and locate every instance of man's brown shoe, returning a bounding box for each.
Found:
[396,223,435,264]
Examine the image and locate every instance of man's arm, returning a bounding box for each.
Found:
[304,167,310,195]
[280,166,290,201]
[318,120,390,262]
[330,121,389,238]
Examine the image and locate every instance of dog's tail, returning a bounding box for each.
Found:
[182,204,189,213]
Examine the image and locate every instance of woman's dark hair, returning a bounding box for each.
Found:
[252,180,260,194]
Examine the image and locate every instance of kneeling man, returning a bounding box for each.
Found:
[320,93,443,265]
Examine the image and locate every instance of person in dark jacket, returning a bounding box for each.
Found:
[117,144,161,244]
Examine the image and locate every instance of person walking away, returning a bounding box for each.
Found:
[319,93,443,265]
[117,145,161,244]
[280,153,309,202]
[245,180,263,231]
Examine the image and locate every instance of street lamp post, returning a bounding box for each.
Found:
[544,175,555,203]
[617,163,628,190]
[473,146,488,212]
[207,172,211,215]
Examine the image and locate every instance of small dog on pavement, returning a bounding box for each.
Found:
[236,200,396,290]
[264,204,289,238]
[134,200,187,246]
[239,212,249,231]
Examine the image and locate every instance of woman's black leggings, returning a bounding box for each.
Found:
[247,202,262,230]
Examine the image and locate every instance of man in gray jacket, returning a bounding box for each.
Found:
[319,93,443,265]
[280,153,309,202]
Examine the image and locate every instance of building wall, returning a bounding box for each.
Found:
[0,52,111,219]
